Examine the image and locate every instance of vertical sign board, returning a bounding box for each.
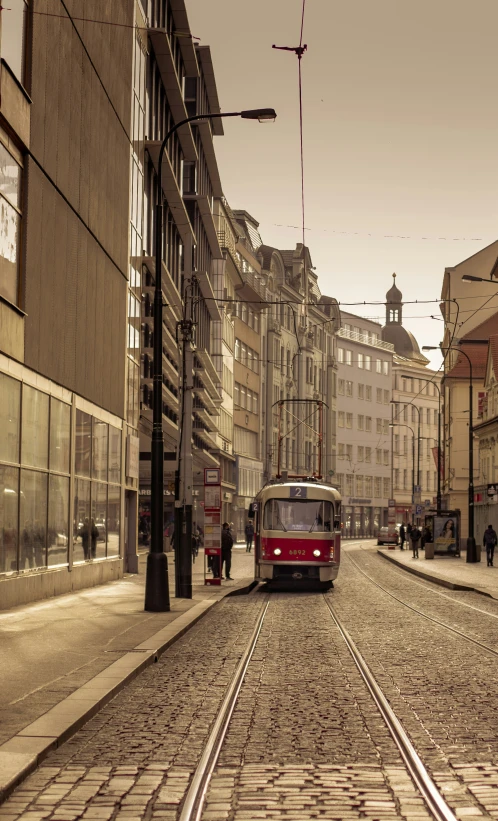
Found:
[204,469,221,585]
[387,498,396,549]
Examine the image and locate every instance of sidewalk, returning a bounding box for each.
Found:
[0,548,255,801]
[377,545,498,600]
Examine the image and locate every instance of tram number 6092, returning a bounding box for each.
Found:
[289,549,306,556]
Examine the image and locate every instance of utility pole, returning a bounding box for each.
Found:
[174,236,194,598]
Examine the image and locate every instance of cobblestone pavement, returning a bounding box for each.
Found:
[4,549,498,820]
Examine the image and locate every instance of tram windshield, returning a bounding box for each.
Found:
[263,499,333,532]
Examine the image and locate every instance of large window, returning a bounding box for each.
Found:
[263,498,333,532]
[0,137,23,305]
[0,375,122,575]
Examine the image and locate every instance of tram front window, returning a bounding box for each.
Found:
[263,499,333,532]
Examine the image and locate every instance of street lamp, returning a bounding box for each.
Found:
[389,422,415,522]
[391,400,420,490]
[399,375,442,514]
[423,344,477,563]
[145,108,277,612]
[462,274,497,283]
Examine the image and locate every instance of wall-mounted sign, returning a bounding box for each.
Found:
[204,468,221,486]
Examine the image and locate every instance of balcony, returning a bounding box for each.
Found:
[147,28,197,161]
[337,327,395,352]
[142,257,183,323]
[145,141,195,246]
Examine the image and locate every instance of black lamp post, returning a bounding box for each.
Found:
[423,344,477,563]
[391,400,420,490]
[390,422,415,521]
[144,108,277,612]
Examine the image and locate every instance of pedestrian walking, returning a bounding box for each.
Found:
[483,524,497,567]
[221,521,234,580]
[399,523,406,550]
[245,520,254,552]
[410,525,421,559]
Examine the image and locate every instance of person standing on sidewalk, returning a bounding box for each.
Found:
[222,522,234,580]
[483,524,497,567]
[410,525,421,559]
[399,523,406,550]
[245,520,254,552]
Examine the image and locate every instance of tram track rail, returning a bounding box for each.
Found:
[179,598,270,821]
[179,585,464,821]
[323,595,458,821]
[346,551,498,659]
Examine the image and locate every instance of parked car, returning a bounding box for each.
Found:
[377,527,398,546]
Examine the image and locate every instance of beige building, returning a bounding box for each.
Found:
[440,243,498,542]
[382,277,441,525]
[336,313,394,538]
[472,334,498,545]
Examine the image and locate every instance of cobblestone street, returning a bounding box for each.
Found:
[3,546,498,820]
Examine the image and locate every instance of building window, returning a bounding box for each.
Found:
[346,380,353,397]
[383,361,389,376]
[338,347,344,363]
[376,359,382,374]
[338,411,345,428]
[346,413,353,429]
[374,477,381,497]
[358,383,364,399]
[358,446,364,462]
[345,349,352,366]
[383,449,389,465]
[365,476,372,496]
[383,478,390,497]
[0,372,20,463]
[383,390,389,404]
[376,388,382,403]
[0,137,23,305]
[376,448,381,465]
[356,475,364,495]
[346,474,354,495]
[358,352,363,369]
[376,418,382,434]
[346,444,353,460]
[365,355,371,371]
[365,416,372,432]
[365,385,372,401]
[365,447,371,463]
[357,415,364,430]
[338,379,345,395]
[338,443,344,460]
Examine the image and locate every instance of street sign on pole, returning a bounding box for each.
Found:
[415,504,423,516]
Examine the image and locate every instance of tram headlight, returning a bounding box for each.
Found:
[329,546,335,559]
[274,548,282,556]
[313,549,321,557]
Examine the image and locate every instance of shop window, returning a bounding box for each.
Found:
[0,372,20,463]
[75,410,92,477]
[48,475,69,567]
[92,420,108,483]
[91,482,108,559]
[73,478,91,563]
[19,469,48,570]
[50,399,71,474]
[108,426,122,484]
[21,385,49,469]
[0,465,18,574]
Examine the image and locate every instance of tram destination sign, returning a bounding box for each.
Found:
[290,486,307,498]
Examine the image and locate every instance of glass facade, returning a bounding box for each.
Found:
[0,372,123,576]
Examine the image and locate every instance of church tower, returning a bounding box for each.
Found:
[381,274,429,364]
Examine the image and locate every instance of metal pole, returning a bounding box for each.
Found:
[390,403,394,499]
[437,388,442,514]
[145,183,170,611]
[175,292,194,597]
[411,430,415,524]
[467,374,476,562]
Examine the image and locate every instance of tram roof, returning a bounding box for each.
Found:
[258,481,341,502]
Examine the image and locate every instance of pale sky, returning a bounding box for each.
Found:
[187,0,498,370]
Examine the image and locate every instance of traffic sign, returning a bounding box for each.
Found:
[414,485,421,493]
[415,504,423,515]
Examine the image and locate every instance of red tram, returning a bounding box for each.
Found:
[253,479,341,585]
